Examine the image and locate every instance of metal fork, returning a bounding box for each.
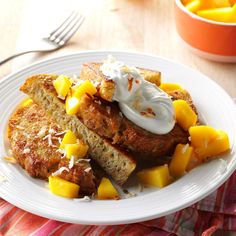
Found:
[0,12,84,66]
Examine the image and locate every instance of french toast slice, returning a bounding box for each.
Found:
[80,63,161,102]
[20,74,136,185]
[8,103,96,195]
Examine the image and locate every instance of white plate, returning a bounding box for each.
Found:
[0,51,236,225]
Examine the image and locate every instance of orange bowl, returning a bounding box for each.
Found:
[175,0,236,63]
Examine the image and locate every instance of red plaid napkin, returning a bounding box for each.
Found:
[0,170,235,236]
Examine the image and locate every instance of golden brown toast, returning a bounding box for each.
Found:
[20,74,136,185]
[8,103,96,195]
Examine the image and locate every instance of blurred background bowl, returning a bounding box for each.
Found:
[175,0,236,63]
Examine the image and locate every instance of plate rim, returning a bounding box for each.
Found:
[0,50,236,225]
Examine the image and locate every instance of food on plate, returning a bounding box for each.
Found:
[97,177,120,200]
[137,164,171,188]
[159,83,182,92]
[8,103,96,195]
[173,99,198,131]
[6,55,230,200]
[182,0,236,23]
[189,126,230,161]
[49,176,80,198]
[169,144,193,177]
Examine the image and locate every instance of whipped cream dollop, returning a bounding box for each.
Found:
[100,55,175,134]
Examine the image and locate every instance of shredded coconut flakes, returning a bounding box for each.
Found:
[57,95,65,100]
[23,148,30,154]
[74,196,91,202]
[52,167,69,176]
[0,175,7,184]
[55,130,67,136]
[181,143,189,154]
[77,158,91,163]
[37,127,47,137]
[84,167,91,173]
[69,156,75,169]
[16,125,24,130]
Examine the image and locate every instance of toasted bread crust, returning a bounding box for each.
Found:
[20,74,136,185]
[8,103,96,194]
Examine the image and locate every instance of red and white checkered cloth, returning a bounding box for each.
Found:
[0,170,235,236]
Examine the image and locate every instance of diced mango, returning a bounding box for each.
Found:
[230,0,236,5]
[197,7,233,23]
[189,125,218,148]
[20,98,33,107]
[195,130,230,161]
[49,176,79,198]
[60,130,77,149]
[53,75,72,98]
[199,0,231,9]
[72,80,97,99]
[137,164,171,188]
[97,177,120,200]
[159,83,182,92]
[65,141,88,159]
[66,96,81,115]
[169,144,193,177]
[182,0,192,5]
[173,100,198,131]
[231,3,236,22]
[186,0,201,13]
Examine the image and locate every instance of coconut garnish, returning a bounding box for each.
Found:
[23,148,30,154]
[0,174,7,184]
[16,125,24,130]
[55,130,67,136]
[124,191,137,198]
[52,167,69,176]
[77,158,91,163]
[69,156,75,169]
[57,95,65,100]
[106,106,111,114]
[181,143,189,154]
[74,196,91,202]
[37,127,47,137]
[84,167,91,173]
[49,127,56,135]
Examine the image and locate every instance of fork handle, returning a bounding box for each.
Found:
[0,50,50,66]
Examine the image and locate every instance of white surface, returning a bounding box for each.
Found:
[0,51,236,225]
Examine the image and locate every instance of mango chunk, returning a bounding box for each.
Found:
[195,130,230,161]
[169,144,193,177]
[230,0,236,5]
[49,176,79,198]
[53,75,72,98]
[173,100,198,131]
[20,98,33,107]
[159,83,182,92]
[186,0,201,13]
[189,125,218,148]
[97,177,120,200]
[60,130,77,149]
[182,0,192,5]
[197,7,233,23]
[72,80,97,99]
[65,141,88,159]
[66,96,81,115]
[137,164,171,188]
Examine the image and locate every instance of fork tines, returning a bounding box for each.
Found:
[47,11,85,46]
